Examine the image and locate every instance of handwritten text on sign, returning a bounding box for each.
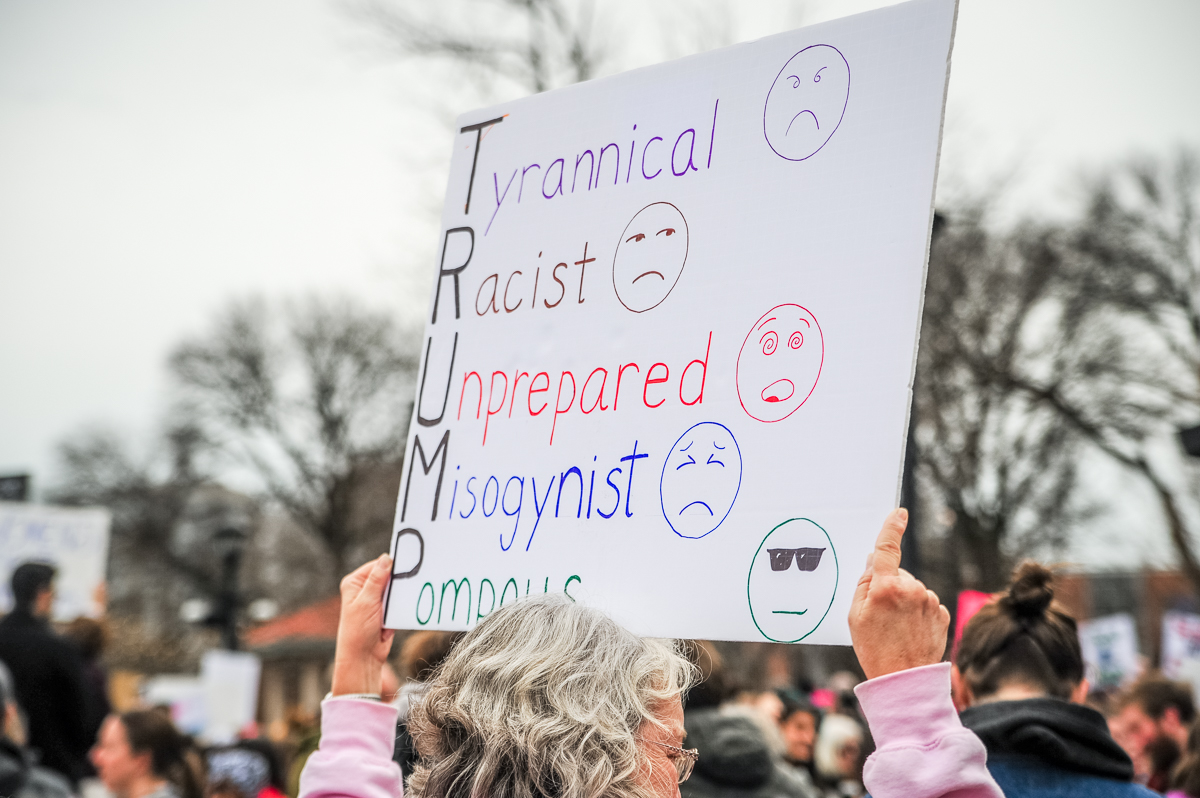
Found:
[383,0,957,644]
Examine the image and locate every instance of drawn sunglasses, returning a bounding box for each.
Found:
[767,547,825,572]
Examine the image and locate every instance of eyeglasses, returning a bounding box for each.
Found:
[638,738,699,784]
[767,547,825,572]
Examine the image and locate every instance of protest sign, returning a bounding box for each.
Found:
[202,650,262,744]
[143,675,207,737]
[1078,613,1140,691]
[0,501,111,620]
[952,589,992,654]
[1162,611,1200,695]
[385,0,957,643]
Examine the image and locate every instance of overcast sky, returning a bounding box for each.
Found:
[1,0,1198,566]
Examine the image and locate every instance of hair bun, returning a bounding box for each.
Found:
[1004,561,1054,619]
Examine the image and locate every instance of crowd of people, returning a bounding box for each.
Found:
[6,510,1200,798]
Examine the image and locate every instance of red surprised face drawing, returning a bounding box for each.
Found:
[736,304,824,423]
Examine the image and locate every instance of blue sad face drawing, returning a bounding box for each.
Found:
[763,44,850,161]
[659,422,742,539]
[747,518,838,642]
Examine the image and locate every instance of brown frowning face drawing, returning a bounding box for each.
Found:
[612,202,689,313]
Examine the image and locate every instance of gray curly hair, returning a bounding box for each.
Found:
[408,593,697,798]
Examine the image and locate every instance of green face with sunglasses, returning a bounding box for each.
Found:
[747,517,839,643]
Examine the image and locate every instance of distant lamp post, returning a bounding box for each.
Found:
[1181,425,1200,458]
[210,526,247,650]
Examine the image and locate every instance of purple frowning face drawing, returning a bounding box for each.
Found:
[736,304,824,423]
[612,202,689,313]
[763,45,850,161]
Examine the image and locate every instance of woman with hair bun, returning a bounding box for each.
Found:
[953,561,1158,797]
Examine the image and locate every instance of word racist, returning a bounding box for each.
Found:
[473,242,594,316]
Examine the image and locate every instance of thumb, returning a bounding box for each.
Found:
[871,508,908,577]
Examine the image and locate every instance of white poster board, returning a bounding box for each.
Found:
[201,649,262,744]
[385,0,957,644]
[1078,613,1139,691]
[0,501,111,620]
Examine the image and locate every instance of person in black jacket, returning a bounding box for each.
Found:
[953,561,1158,798]
[0,562,91,785]
[680,640,820,798]
[682,708,821,798]
[0,660,73,798]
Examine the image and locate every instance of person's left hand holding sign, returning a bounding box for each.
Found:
[331,554,395,696]
[848,509,949,679]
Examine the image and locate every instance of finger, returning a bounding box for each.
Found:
[937,603,951,630]
[871,508,908,578]
[340,558,378,596]
[357,553,393,604]
[851,551,876,609]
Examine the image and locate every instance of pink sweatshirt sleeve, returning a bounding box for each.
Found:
[299,698,403,798]
[854,662,1002,798]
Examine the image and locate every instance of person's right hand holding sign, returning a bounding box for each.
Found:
[848,509,1003,798]
[849,508,950,679]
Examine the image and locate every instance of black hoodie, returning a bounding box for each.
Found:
[960,698,1159,798]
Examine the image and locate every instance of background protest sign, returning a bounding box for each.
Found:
[141,652,263,743]
[202,650,262,744]
[0,501,111,621]
[1162,611,1200,698]
[385,0,957,644]
[1079,613,1140,691]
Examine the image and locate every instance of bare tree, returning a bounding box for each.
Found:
[919,152,1200,595]
[1019,151,1200,591]
[347,0,606,96]
[50,421,340,667]
[52,423,221,599]
[169,295,420,575]
[915,209,1092,592]
[49,422,249,662]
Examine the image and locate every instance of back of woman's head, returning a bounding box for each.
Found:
[64,616,108,661]
[399,631,463,683]
[956,561,1083,701]
[408,593,697,798]
[121,710,203,798]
